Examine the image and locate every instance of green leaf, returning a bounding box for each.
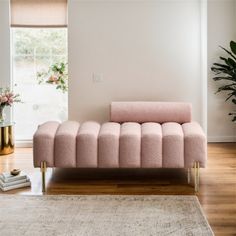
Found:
[226,94,234,101]
[212,76,235,82]
[227,58,236,68]
[219,46,236,61]
[219,56,228,64]
[230,41,236,55]
[211,67,226,72]
[212,67,235,76]
[213,63,231,69]
[219,56,236,69]
[225,91,236,101]
[216,84,236,93]
[211,67,234,76]
[219,57,231,68]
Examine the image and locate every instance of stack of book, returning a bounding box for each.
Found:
[0,172,31,191]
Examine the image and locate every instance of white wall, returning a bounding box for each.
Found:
[0,0,10,88]
[68,0,203,124]
[0,0,234,142]
[208,0,236,142]
[201,0,208,133]
[0,0,11,119]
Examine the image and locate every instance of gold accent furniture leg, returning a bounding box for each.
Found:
[40,161,47,192]
[187,168,191,184]
[194,161,200,192]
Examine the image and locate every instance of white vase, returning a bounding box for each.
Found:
[0,106,5,123]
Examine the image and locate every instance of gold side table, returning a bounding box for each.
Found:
[0,122,15,155]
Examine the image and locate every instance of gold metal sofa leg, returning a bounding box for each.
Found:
[187,168,191,184]
[194,161,200,192]
[40,161,47,193]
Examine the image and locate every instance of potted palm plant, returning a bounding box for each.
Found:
[211,41,236,122]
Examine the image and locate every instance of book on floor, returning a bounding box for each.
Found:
[0,171,31,192]
[0,181,31,192]
[0,172,28,183]
[0,177,30,187]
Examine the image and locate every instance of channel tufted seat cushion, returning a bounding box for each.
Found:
[98,122,120,168]
[162,122,184,168]
[76,121,100,168]
[54,121,80,167]
[119,122,141,168]
[33,102,207,169]
[141,123,162,168]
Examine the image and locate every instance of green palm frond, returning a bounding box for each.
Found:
[211,40,236,122]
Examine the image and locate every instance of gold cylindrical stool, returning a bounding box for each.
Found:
[0,122,15,155]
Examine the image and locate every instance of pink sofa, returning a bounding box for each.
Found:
[33,102,206,192]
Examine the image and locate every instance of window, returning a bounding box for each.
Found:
[12,28,68,141]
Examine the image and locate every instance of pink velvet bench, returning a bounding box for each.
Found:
[33,102,207,192]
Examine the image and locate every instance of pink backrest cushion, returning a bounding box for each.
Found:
[110,102,192,124]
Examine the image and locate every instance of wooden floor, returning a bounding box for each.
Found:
[0,143,235,235]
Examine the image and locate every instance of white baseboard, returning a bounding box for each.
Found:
[15,140,33,148]
[207,136,236,143]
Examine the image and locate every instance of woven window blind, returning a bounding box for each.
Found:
[10,0,67,27]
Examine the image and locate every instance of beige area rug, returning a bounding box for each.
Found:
[0,195,213,236]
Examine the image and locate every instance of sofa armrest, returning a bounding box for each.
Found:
[33,121,60,167]
[182,122,207,168]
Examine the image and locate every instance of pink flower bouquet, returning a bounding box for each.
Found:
[0,88,21,122]
[37,62,68,93]
[0,88,21,107]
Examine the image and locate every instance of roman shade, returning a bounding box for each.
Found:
[10,0,67,27]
